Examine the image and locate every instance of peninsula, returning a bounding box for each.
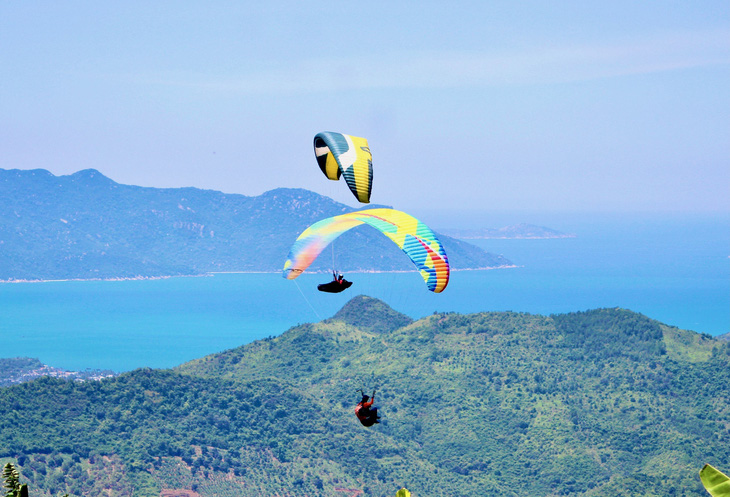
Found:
[0,168,512,281]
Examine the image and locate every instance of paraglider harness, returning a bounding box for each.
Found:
[355,389,381,427]
[317,271,353,293]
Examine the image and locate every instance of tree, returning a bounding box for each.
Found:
[2,463,28,497]
[2,463,68,497]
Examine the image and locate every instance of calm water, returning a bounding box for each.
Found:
[1,212,727,372]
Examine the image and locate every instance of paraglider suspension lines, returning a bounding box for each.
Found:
[294,279,322,321]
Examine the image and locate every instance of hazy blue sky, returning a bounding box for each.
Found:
[2,1,728,215]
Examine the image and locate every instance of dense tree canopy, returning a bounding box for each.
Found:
[1,298,728,496]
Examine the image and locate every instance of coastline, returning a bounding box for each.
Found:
[1,265,519,284]
[451,235,576,240]
[0,274,211,284]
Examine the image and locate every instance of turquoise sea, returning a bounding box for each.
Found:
[1,212,728,372]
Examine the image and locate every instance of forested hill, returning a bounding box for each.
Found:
[0,168,511,281]
[1,296,728,496]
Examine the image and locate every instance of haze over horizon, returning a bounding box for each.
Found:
[2,1,728,215]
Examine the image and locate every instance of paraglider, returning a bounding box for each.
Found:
[314,132,373,204]
[317,271,353,293]
[282,208,450,293]
[355,389,380,427]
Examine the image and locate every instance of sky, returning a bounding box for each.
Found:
[1,1,728,217]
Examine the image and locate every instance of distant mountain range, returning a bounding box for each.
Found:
[0,297,727,496]
[0,168,512,281]
[438,223,575,239]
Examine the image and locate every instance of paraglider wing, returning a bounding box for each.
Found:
[313,132,373,203]
[283,208,449,292]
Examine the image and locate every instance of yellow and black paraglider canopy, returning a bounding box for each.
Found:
[313,131,373,203]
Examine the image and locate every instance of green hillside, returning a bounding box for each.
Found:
[1,297,728,496]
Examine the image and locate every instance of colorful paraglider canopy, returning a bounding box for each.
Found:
[282,208,449,293]
[313,131,373,203]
